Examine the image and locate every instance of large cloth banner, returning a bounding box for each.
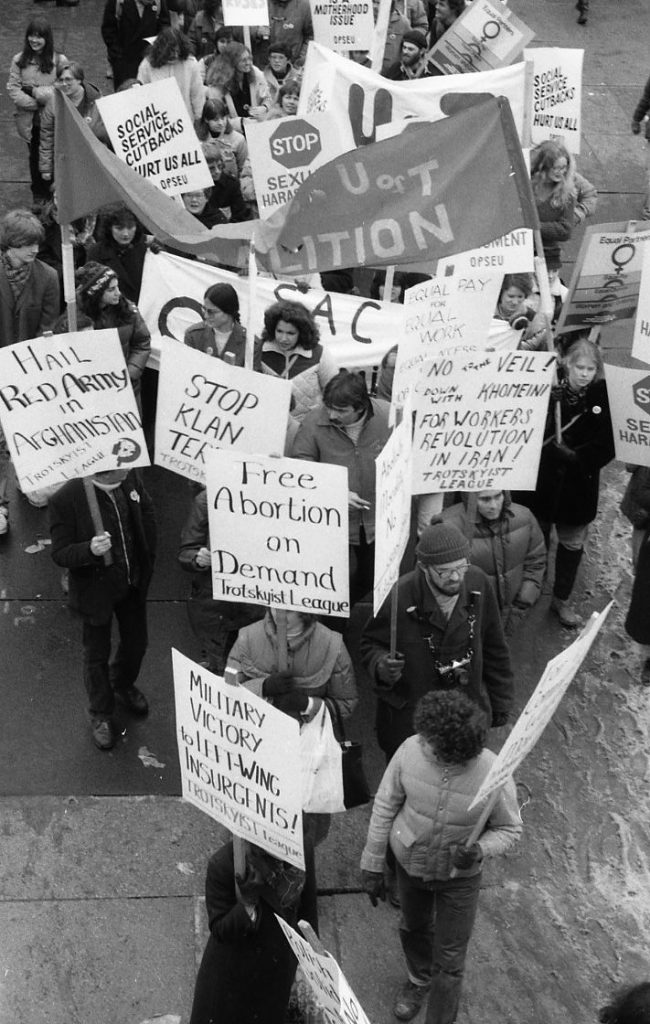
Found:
[96,79,212,196]
[310,0,374,52]
[604,361,650,467]
[298,43,528,145]
[556,222,650,333]
[0,329,149,492]
[172,650,304,869]
[429,0,535,76]
[411,349,554,493]
[468,603,612,810]
[155,345,291,483]
[524,47,583,154]
[276,918,372,1024]
[138,250,403,370]
[374,410,413,615]
[205,450,350,617]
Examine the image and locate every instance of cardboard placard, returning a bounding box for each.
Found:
[309,0,374,53]
[604,361,650,467]
[524,47,583,154]
[373,410,413,615]
[223,0,269,26]
[429,0,535,76]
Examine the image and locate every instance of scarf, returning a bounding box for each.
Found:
[2,254,32,302]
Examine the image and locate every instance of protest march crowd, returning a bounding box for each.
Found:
[3,0,650,1022]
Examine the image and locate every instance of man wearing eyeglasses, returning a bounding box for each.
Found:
[361,517,513,761]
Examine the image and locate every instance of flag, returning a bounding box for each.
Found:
[54,90,253,267]
[255,96,539,275]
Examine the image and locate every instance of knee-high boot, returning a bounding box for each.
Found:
[551,544,583,627]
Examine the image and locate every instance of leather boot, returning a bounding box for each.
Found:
[577,0,588,24]
[551,544,583,627]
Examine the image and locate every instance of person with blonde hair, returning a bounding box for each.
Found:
[530,140,576,268]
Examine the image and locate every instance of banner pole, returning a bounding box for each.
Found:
[245,241,256,371]
[82,477,113,567]
[61,222,78,332]
[370,0,391,72]
[276,608,289,672]
[383,265,395,302]
[389,583,398,658]
[521,60,534,149]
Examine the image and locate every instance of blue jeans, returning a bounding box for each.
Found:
[397,863,481,1024]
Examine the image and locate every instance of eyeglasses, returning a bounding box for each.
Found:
[429,561,469,581]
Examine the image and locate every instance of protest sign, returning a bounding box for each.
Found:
[632,242,650,363]
[0,329,149,493]
[298,44,527,146]
[276,918,372,1024]
[205,449,350,616]
[223,0,268,25]
[96,79,212,196]
[309,0,374,52]
[374,410,413,615]
[155,345,291,483]
[436,228,535,276]
[429,0,535,76]
[524,47,583,154]
[556,222,650,333]
[138,250,402,370]
[468,603,612,810]
[246,112,343,220]
[411,349,554,493]
[604,360,650,467]
[173,650,304,868]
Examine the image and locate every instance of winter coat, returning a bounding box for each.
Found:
[200,125,249,179]
[516,376,614,527]
[39,81,106,177]
[255,0,313,66]
[633,74,650,141]
[228,613,358,721]
[535,192,576,263]
[261,342,338,422]
[621,465,650,529]
[0,258,60,346]
[7,52,67,143]
[361,565,514,755]
[184,320,262,369]
[93,303,151,384]
[625,527,650,644]
[137,55,206,121]
[221,68,272,132]
[380,9,412,74]
[361,735,521,882]
[102,0,171,86]
[291,398,391,544]
[263,62,300,103]
[188,9,226,57]
[86,238,148,305]
[573,171,598,226]
[441,496,546,612]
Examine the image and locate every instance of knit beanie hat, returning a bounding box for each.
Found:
[416,517,470,566]
[402,29,428,50]
[78,261,115,299]
[204,282,240,318]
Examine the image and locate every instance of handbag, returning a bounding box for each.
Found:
[330,704,371,811]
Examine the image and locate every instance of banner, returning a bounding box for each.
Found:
[205,450,350,616]
[468,603,612,810]
[223,0,269,25]
[257,97,538,275]
[298,43,528,146]
[524,47,583,154]
[172,650,304,868]
[138,251,403,370]
[0,330,149,492]
[429,0,535,76]
[555,222,650,333]
[276,918,372,1024]
[632,242,650,363]
[373,409,413,615]
[246,112,343,220]
[604,360,650,467]
[411,349,555,493]
[309,0,374,52]
[155,345,291,483]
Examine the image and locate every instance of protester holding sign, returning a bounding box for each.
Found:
[263,43,299,105]
[260,300,337,421]
[219,44,272,134]
[515,338,614,629]
[360,690,521,1024]
[490,273,551,352]
[264,78,301,120]
[184,282,262,367]
[530,140,577,268]
[137,28,205,121]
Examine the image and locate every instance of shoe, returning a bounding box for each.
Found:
[550,597,582,629]
[60,569,69,595]
[0,507,8,536]
[393,981,428,1021]
[115,685,149,716]
[577,11,587,23]
[91,716,115,750]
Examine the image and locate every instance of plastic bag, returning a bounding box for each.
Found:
[299,704,345,813]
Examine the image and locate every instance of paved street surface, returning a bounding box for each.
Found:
[1,0,649,1021]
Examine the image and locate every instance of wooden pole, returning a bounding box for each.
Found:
[370,0,392,72]
[245,241,256,371]
[82,477,113,567]
[276,609,289,672]
[383,265,395,302]
[61,223,78,332]
[389,584,398,658]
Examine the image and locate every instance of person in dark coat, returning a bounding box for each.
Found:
[87,204,149,305]
[183,282,262,369]
[361,518,514,761]
[383,30,437,80]
[515,337,614,628]
[188,840,310,1024]
[102,0,171,89]
[49,468,156,751]
[0,208,59,347]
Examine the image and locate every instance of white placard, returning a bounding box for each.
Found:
[411,349,555,493]
[205,450,350,616]
[469,604,612,809]
[0,329,149,492]
[524,47,583,155]
[429,0,535,75]
[223,0,269,25]
[632,242,650,363]
[436,229,535,276]
[173,649,304,868]
[309,0,374,52]
[96,79,212,196]
[154,344,291,483]
[604,362,650,467]
[374,409,413,615]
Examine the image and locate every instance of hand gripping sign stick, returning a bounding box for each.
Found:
[83,476,113,567]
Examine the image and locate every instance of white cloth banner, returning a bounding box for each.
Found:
[172,649,304,869]
[429,0,535,76]
[96,79,212,196]
[374,409,413,615]
[205,449,350,616]
[309,0,374,52]
[604,361,650,467]
[155,345,291,483]
[0,329,149,492]
[411,349,555,493]
[524,47,583,155]
[139,250,403,371]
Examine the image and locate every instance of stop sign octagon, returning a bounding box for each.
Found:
[269,119,322,169]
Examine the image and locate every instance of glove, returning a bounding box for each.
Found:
[632,121,642,135]
[376,654,405,686]
[274,692,309,714]
[263,671,294,697]
[361,870,386,907]
[491,710,509,728]
[550,440,578,463]
[452,843,483,870]
[235,863,265,908]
